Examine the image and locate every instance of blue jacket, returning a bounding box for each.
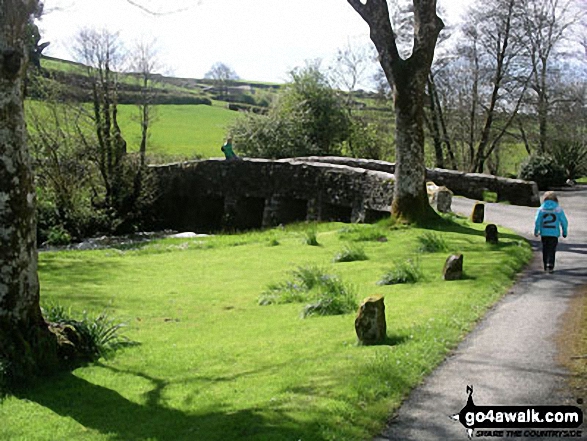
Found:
[534,200,568,237]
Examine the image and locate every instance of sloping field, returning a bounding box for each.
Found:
[116,104,240,159]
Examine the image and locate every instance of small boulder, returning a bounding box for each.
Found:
[443,254,464,281]
[355,295,387,345]
[435,187,453,213]
[471,202,485,223]
[485,224,498,244]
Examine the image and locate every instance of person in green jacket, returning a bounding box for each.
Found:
[221,137,239,161]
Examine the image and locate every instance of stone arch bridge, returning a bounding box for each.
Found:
[151,158,539,232]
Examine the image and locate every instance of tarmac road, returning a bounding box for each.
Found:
[377,187,587,441]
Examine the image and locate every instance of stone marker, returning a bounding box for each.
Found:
[485,224,498,244]
[435,186,453,213]
[355,295,387,345]
[443,254,464,281]
[471,202,485,223]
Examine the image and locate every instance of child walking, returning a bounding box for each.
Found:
[534,191,568,273]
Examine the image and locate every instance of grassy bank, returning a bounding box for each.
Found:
[117,103,239,159]
[0,218,531,440]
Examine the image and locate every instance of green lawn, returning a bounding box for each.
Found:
[117,104,239,159]
[0,219,531,440]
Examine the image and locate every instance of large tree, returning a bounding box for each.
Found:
[520,0,577,154]
[0,0,58,383]
[347,0,444,222]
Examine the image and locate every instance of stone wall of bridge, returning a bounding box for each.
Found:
[151,159,395,232]
[295,157,540,207]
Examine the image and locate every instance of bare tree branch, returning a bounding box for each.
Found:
[125,0,198,16]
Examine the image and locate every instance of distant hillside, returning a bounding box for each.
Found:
[32,56,279,112]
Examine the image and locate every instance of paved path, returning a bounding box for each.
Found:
[378,187,587,441]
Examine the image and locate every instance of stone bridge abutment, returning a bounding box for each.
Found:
[151,159,394,232]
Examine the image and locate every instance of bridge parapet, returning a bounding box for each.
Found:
[151,158,395,232]
[295,157,540,207]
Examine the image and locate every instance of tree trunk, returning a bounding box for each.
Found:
[392,59,435,222]
[347,0,443,223]
[0,0,58,383]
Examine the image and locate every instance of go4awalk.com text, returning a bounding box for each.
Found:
[451,386,583,439]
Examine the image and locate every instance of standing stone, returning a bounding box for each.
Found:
[435,187,453,213]
[355,296,387,345]
[485,224,498,244]
[443,254,464,281]
[471,202,485,223]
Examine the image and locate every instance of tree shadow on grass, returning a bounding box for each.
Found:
[419,216,526,243]
[18,370,323,441]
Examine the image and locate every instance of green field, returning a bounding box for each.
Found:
[0,220,531,440]
[117,104,239,159]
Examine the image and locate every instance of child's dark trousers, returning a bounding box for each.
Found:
[541,236,559,270]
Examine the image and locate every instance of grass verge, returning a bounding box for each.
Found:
[0,218,531,440]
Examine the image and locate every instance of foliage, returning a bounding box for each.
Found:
[259,265,329,305]
[228,111,316,158]
[333,244,368,263]
[27,78,160,242]
[549,139,587,181]
[482,191,498,203]
[343,117,393,160]
[303,228,320,246]
[42,304,133,360]
[230,65,350,158]
[45,225,73,246]
[417,232,449,253]
[518,155,566,190]
[0,356,7,398]
[301,277,359,318]
[259,265,358,317]
[378,258,424,285]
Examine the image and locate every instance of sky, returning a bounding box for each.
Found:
[38,0,469,85]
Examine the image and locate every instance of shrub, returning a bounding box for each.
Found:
[549,140,587,181]
[42,304,134,361]
[378,258,423,285]
[518,155,566,190]
[333,244,368,263]
[229,65,350,158]
[46,225,72,246]
[417,232,448,253]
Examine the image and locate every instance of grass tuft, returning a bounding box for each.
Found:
[333,244,369,263]
[417,232,449,253]
[259,265,328,305]
[302,277,359,318]
[260,265,358,317]
[378,258,424,285]
[303,228,320,246]
[42,304,135,360]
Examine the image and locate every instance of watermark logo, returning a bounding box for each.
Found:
[450,386,583,439]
